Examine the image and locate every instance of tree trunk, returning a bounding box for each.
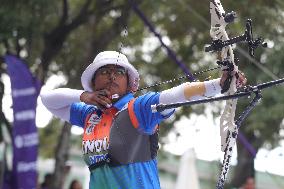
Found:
[38,0,92,83]
[51,122,72,189]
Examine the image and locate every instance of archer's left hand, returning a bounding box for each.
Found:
[236,71,247,88]
[220,70,247,93]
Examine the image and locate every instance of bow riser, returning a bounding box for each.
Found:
[210,1,239,188]
[210,0,238,148]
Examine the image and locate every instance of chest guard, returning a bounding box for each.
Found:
[108,108,159,165]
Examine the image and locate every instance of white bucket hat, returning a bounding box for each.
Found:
[81,51,140,92]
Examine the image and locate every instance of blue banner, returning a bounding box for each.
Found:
[3,54,41,189]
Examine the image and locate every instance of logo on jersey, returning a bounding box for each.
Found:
[82,137,109,155]
[85,113,101,135]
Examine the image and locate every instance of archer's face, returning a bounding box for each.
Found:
[91,65,129,97]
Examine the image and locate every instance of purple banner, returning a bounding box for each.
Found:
[4,54,41,189]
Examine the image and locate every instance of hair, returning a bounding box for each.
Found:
[41,173,52,187]
[69,179,80,189]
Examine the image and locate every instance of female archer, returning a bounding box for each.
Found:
[41,51,246,189]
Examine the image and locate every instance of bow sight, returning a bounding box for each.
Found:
[205,18,267,57]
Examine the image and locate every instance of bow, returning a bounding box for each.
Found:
[150,1,271,189]
[208,1,239,188]
[207,1,266,188]
[209,0,238,152]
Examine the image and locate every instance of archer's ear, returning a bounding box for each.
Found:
[127,84,132,93]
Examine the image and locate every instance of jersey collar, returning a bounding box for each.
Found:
[113,92,134,110]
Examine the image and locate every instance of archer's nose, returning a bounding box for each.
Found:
[109,72,116,81]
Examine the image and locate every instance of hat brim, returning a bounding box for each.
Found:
[81,55,139,92]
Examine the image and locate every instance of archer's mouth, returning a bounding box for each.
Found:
[106,82,119,88]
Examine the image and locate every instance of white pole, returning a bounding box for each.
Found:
[175,148,200,189]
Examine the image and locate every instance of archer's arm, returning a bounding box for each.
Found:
[159,71,247,109]
[129,78,221,133]
[40,88,84,122]
[159,79,221,107]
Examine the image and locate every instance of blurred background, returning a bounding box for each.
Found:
[0,0,284,189]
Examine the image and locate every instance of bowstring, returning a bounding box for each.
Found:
[136,65,222,92]
[119,26,128,53]
[118,26,223,92]
[116,26,128,65]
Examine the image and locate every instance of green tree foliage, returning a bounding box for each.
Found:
[0,0,284,188]
[38,119,63,158]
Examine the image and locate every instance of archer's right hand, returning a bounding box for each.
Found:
[80,89,112,109]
